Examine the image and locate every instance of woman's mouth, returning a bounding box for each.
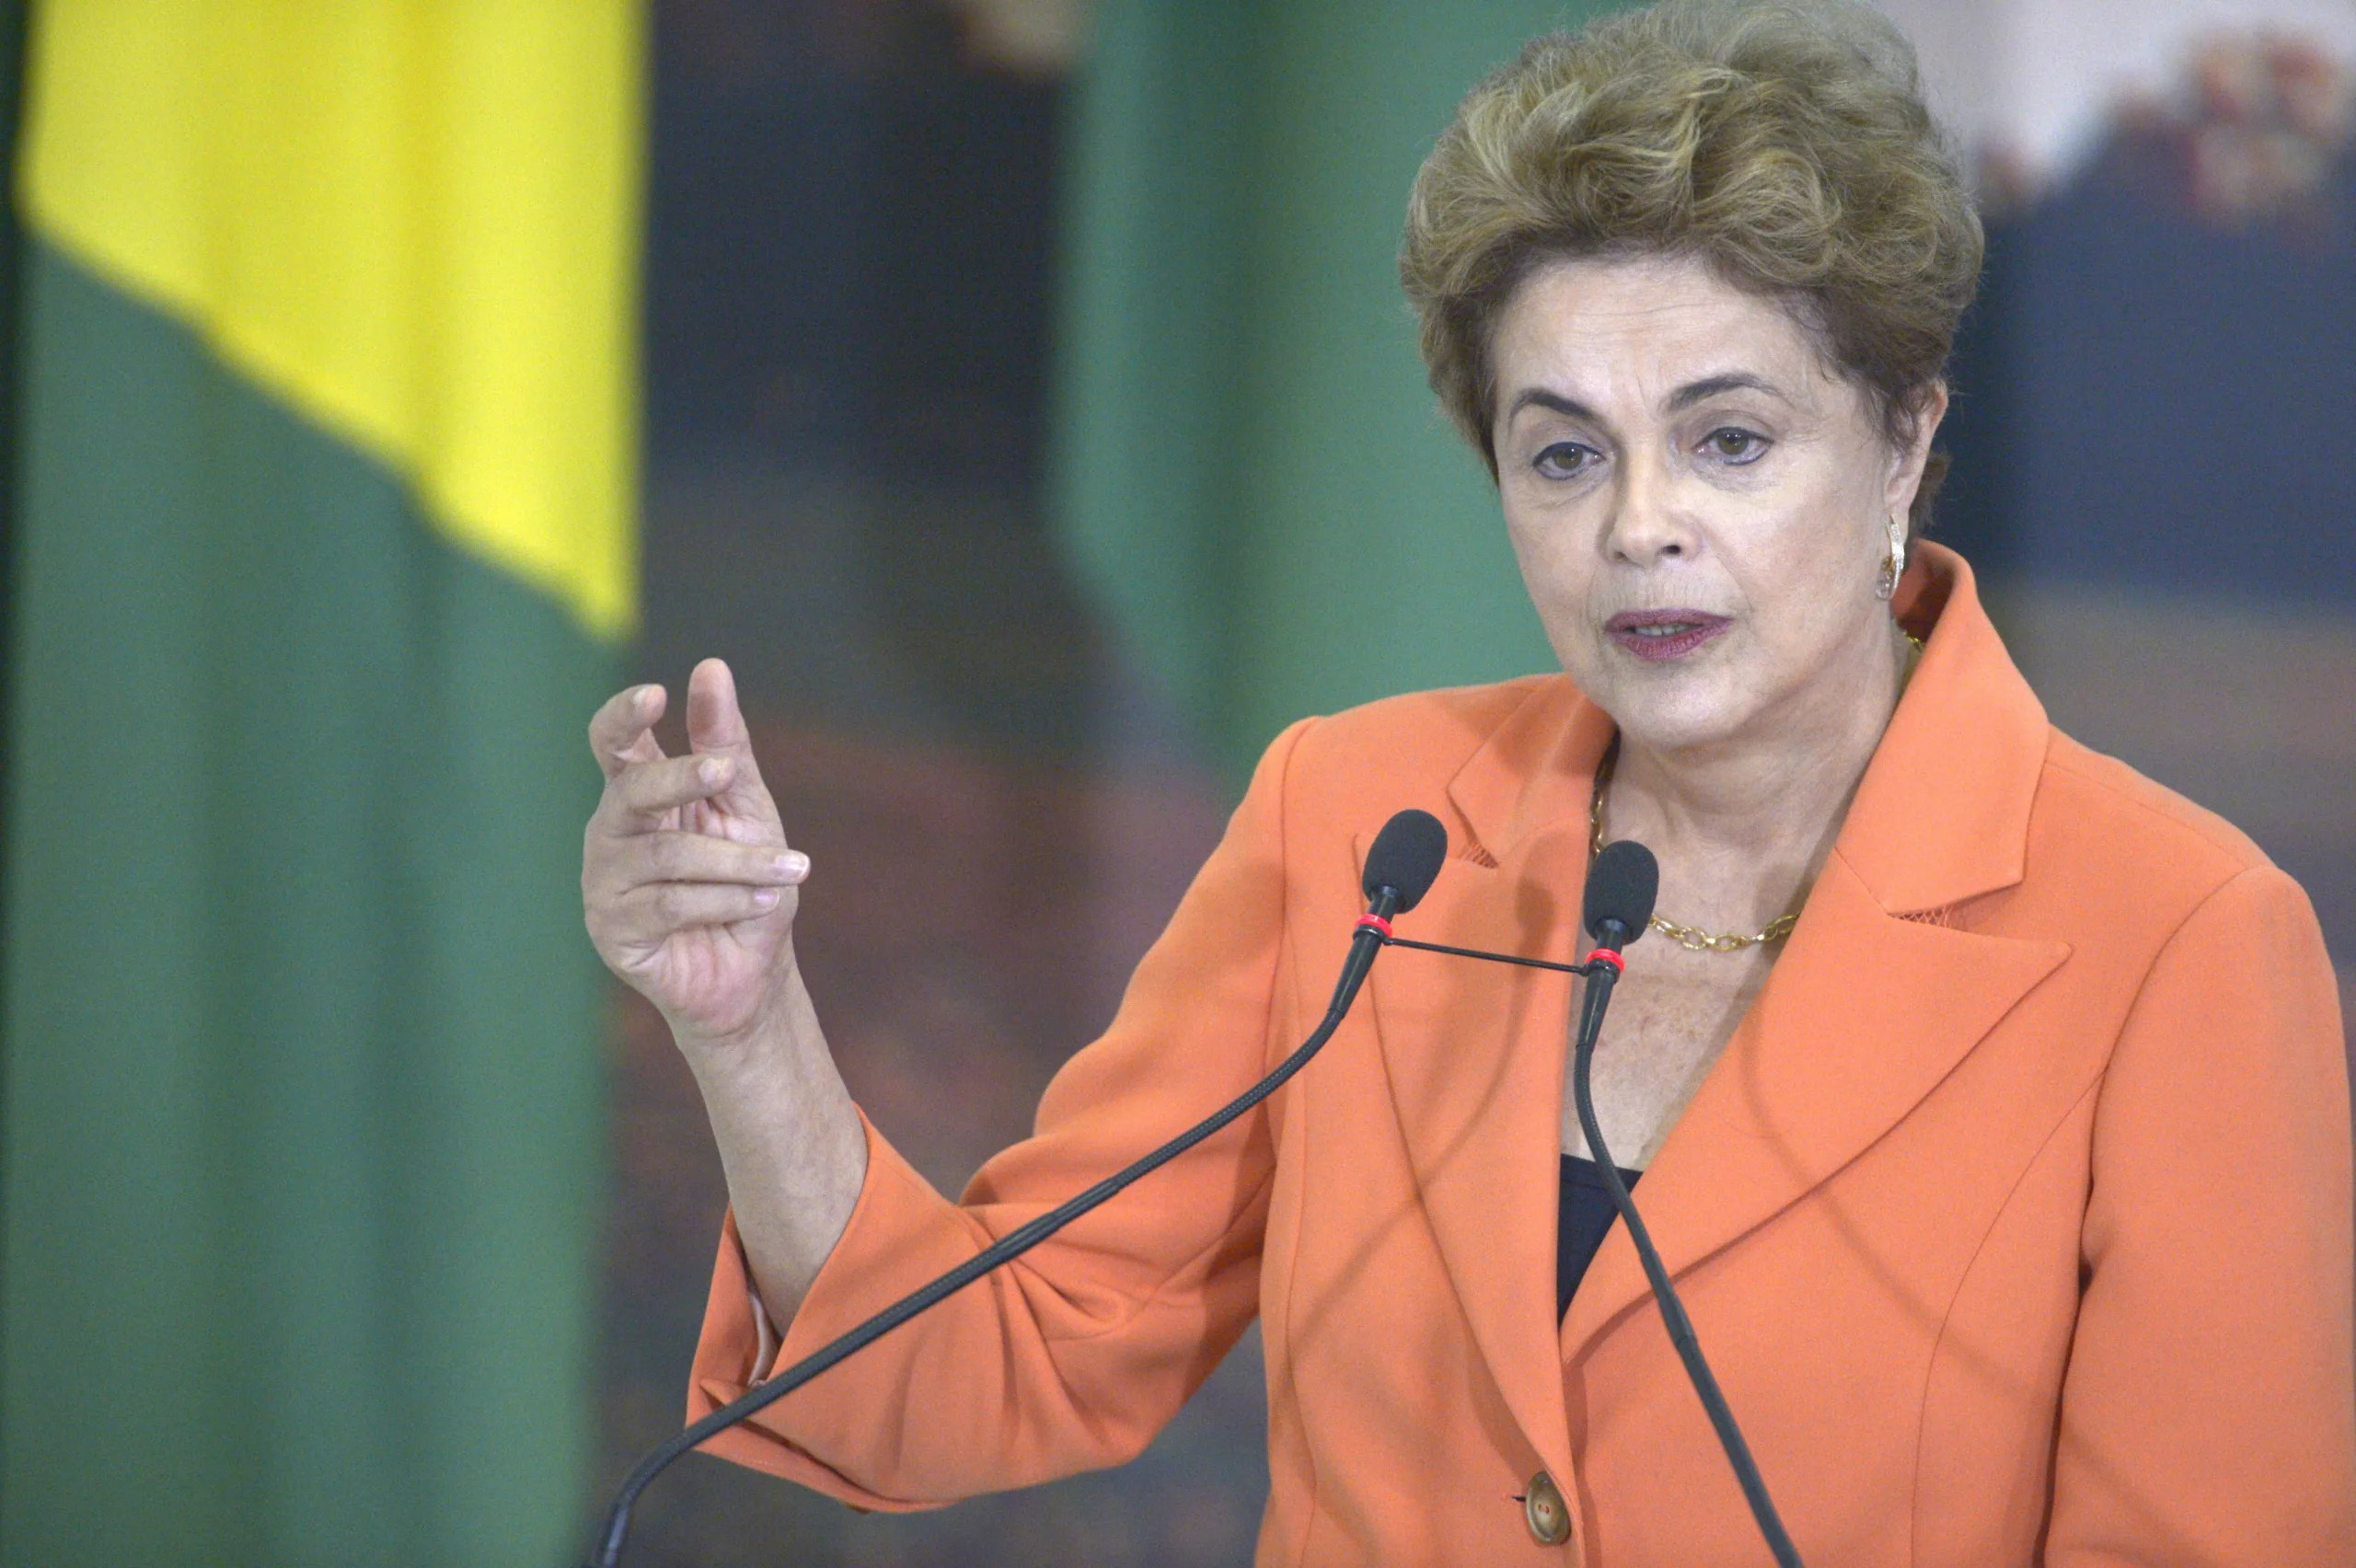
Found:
[1604,608,1732,662]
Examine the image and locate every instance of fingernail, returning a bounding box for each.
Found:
[699,757,727,785]
[753,887,781,908]
[776,852,809,878]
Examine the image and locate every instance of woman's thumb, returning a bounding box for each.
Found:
[684,658,765,790]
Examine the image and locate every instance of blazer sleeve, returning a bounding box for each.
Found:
[680,716,1315,1509]
[2046,864,2356,1566]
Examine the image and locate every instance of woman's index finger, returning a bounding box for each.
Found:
[589,684,669,779]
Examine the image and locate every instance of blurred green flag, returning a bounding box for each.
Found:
[2,5,642,1563]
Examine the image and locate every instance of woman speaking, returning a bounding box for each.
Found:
[579,1,2354,1561]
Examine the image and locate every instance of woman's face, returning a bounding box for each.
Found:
[1490,253,1943,757]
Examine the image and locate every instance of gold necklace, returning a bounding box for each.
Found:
[1588,632,1923,954]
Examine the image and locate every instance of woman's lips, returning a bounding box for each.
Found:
[1604,608,1732,662]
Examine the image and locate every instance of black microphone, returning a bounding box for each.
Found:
[1364,807,1448,910]
[584,810,1448,1567]
[1575,839,1659,1045]
[1582,838,1659,951]
[1333,806,1447,1004]
[1566,840,1806,1568]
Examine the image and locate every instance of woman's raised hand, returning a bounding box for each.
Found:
[586,662,867,1315]
[583,658,808,1045]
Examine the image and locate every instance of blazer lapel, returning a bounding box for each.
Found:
[1365,818,1595,1491]
[1559,855,2071,1364]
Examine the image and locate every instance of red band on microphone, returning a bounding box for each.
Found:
[1585,947,1624,975]
[1356,914,1395,940]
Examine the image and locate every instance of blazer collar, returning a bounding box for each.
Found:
[1841,542,2051,914]
[1386,541,2069,1458]
[1443,542,2049,917]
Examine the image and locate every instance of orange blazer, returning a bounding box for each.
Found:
[687,544,2355,1565]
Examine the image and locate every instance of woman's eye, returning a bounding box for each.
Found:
[1703,427,1770,463]
[1532,441,1596,478]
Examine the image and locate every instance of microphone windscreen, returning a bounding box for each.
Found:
[1363,810,1449,913]
[1583,840,1660,943]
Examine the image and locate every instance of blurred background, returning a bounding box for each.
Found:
[1,1,2349,1564]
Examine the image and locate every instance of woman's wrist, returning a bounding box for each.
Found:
[671,960,859,1162]
[666,946,816,1066]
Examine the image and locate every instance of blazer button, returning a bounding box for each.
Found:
[1524,1470,1572,1546]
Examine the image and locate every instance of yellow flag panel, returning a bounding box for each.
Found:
[18,1,643,640]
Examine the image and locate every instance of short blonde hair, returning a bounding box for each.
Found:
[1400,0,1981,529]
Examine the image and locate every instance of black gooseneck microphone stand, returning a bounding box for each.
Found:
[585,816,1801,1568]
[583,811,1451,1568]
[1553,842,1805,1568]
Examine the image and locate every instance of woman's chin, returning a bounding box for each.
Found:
[1590,673,1760,755]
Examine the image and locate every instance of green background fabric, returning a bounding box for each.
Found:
[1053,0,1619,781]
[0,245,610,1566]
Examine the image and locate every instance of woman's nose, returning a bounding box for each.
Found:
[1603,455,1697,565]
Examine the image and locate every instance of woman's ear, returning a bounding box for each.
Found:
[1886,380,1951,523]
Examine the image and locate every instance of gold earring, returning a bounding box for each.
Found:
[1876,514,1906,600]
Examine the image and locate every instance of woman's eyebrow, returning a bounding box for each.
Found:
[1506,386,1603,424]
[1668,372,1784,410]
